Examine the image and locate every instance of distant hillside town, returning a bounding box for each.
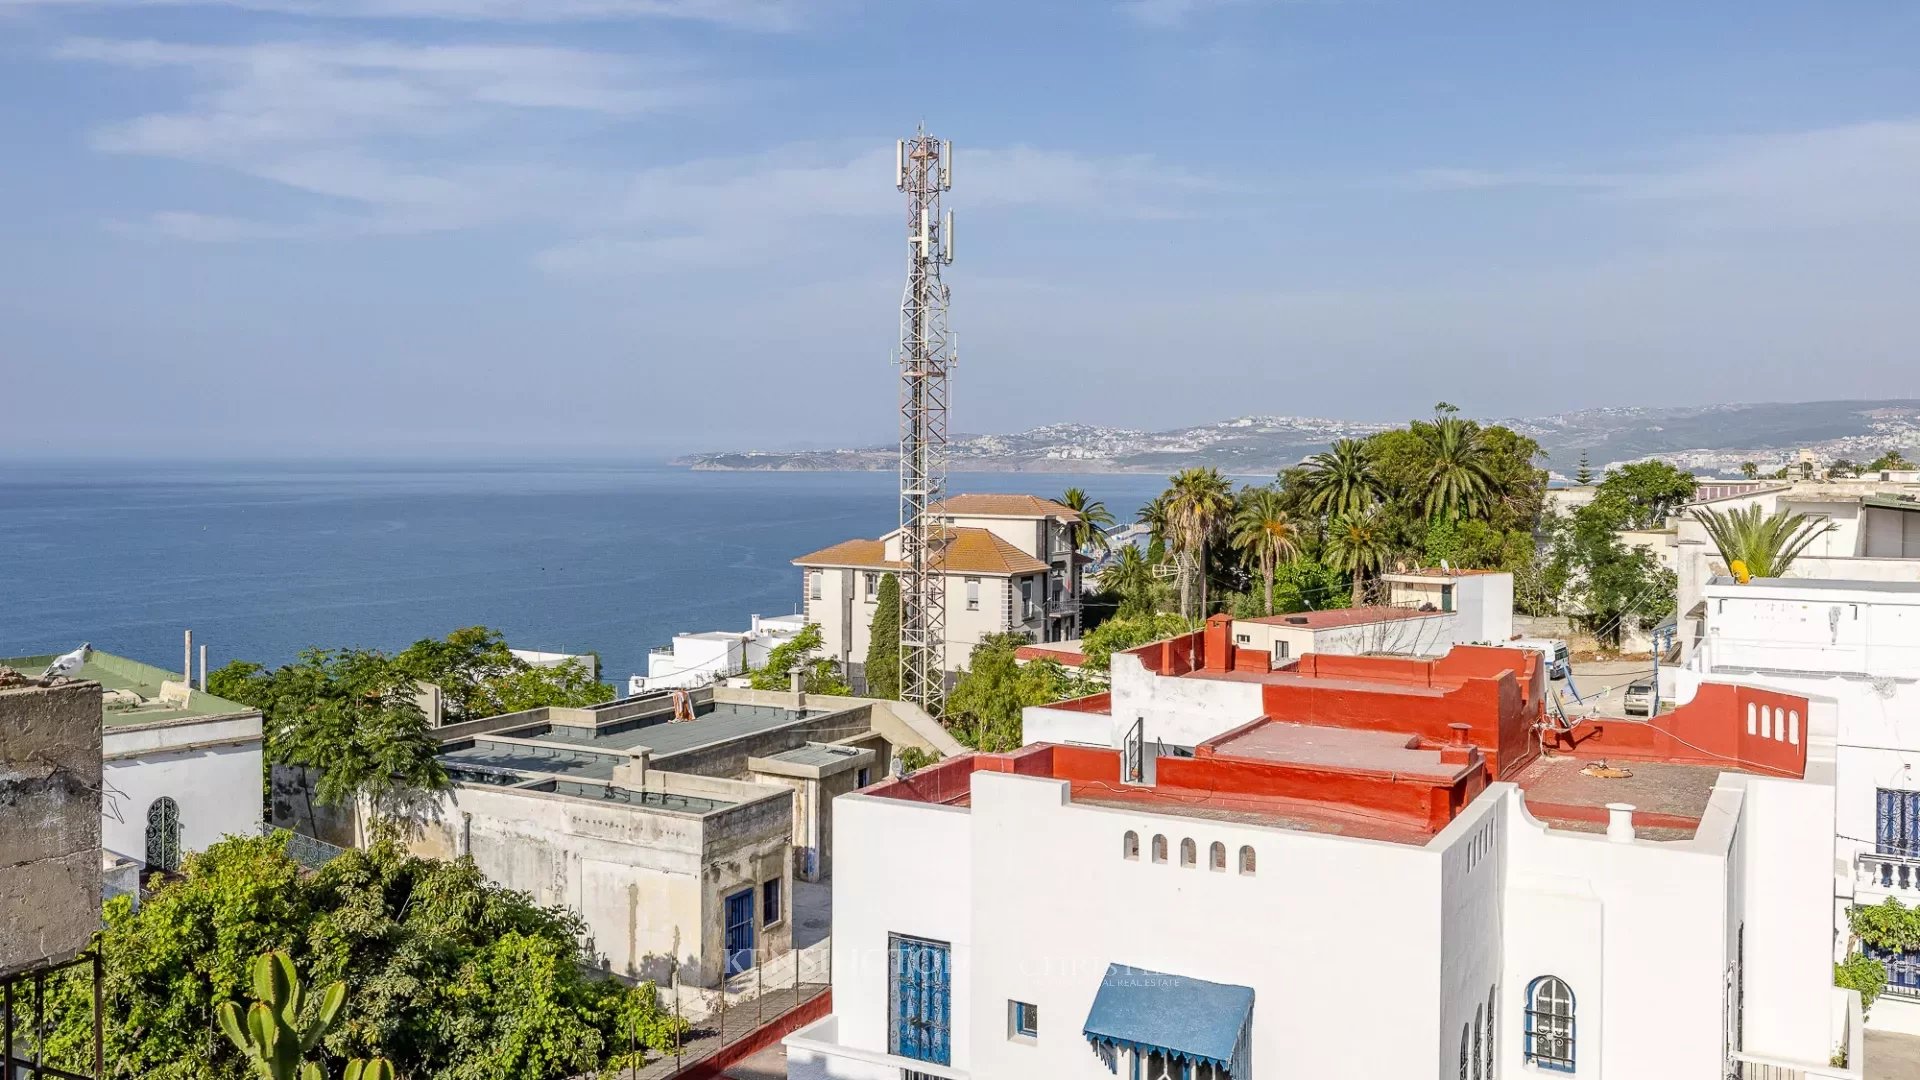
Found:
[675,398,1920,478]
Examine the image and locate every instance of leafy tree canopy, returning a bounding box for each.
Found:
[1543,508,1676,648]
[946,633,1074,751]
[863,573,901,700]
[749,623,851,694]
[1080,613,1198,674]
[394,627,612,722]
[41,834,683,1080]
[1586,460,1698,531]
[211,647,447,812]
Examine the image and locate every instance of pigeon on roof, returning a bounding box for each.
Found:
[41,643,91,681]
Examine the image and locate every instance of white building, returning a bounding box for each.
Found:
[792,494,1085,687]
[510,648,599,679]
[787,617,1860,1080]
[1217,569,1513,667]
[4,649,264,878]
[1678,575,1920,1032]
[628,613,807,695]
[1675,483,1920,661]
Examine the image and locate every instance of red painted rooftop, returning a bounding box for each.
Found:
[861,616,1813,845]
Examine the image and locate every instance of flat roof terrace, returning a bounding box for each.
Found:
[1511,755,1727,840]
[534,701,817,756]
[1,651,257,728]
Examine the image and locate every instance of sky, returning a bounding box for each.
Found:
[2,1,1918,457]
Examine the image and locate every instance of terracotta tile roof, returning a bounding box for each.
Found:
[1385,567,1506,578]
[929,493,1079,519]
[791,538,888,568]
[792,527,1048,576]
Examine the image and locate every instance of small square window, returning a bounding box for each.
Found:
[1009,1000,1038,1040]
[762,878,782,928]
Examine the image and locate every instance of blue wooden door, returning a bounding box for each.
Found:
[889,935,951,1065]
[724,888,755,977]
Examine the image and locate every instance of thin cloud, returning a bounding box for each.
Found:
[3,0,809,31]
[1409,119,1920,230]
[62,36,1224,263]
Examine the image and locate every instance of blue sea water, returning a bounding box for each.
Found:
[0,460,1171,685]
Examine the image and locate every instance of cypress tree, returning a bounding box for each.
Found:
[864,573,901,699]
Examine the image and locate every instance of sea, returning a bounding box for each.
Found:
[0,460,1173,686]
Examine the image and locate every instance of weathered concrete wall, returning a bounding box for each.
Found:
[652,707,875,778]
[401,779,794,988]
[1,680,103,976]
[714,688,965,757]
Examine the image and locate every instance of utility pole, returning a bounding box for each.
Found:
[895,129,955,718]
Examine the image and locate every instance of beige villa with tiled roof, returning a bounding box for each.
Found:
[792,494,1086,686]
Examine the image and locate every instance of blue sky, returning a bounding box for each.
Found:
[2,1,1917,455]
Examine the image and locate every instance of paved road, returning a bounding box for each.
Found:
[722,1045,786,1079]
[1867,1028,1920,1079]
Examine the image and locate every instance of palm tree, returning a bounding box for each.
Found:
[1165,467,1234,619]
[1230,487,1301,616]
[1300,439,1383,520]
[1740,461,1759,480]
[1690,505,1838,579]
[1325,505,1394,607]
[1138,493,1172,553]
[1060,487,1116,556]
[1101,544,1160,619]
[1420,413,1495,521]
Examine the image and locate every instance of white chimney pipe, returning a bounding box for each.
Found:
[183,629,193,685]
[1606,803,1637,844]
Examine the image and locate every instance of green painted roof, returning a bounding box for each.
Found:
[0,650,259,727]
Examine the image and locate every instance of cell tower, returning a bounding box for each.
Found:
[895,129,955,718]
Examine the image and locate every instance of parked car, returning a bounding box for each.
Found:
[1623,677,1657,717]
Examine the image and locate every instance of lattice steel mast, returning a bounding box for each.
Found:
[896,129,955,718]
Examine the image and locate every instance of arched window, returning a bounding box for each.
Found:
[1238,846,1256,875]
[1151,835,1168,864]
[1524,976,1575,1073]
[1210,841,1226,871]
[145,796,181,873]
[1473,1005,1483,1080]
[1459,1025,1469,1080]
[1179,839,1197,868]
[1486,984,1497,1080]
[1123,831,1140,860]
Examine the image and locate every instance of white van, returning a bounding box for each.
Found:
[1510,637,1572,679]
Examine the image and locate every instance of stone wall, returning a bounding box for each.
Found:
[1,679,103,976]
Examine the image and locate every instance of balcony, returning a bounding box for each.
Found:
[1856,850,1920,895]
[784,1015,970,1079]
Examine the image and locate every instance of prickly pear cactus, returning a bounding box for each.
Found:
[215,951,348,1080]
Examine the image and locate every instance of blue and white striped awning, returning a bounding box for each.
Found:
[1083,963,1254,1076]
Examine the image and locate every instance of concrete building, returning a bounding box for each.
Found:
[3,650,263,877]
[1215,569,1514,668]
[788,617,1858,1080]
[363,685,958,988]
[0,671,103,980]
[793,494,1086,686]
[629,613,808,695]
[1675,483,1920,661]
[1677,575,1920,1034]
[510,648,599,679]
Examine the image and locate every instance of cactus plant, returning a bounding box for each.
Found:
[215,951,347,1080]
[342,1059,396,1080]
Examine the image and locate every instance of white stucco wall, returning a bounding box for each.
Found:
[103,717,263,866]
[1107,649,1264,748]
[826,792,974,1069]
[1500,791,1732,1080]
